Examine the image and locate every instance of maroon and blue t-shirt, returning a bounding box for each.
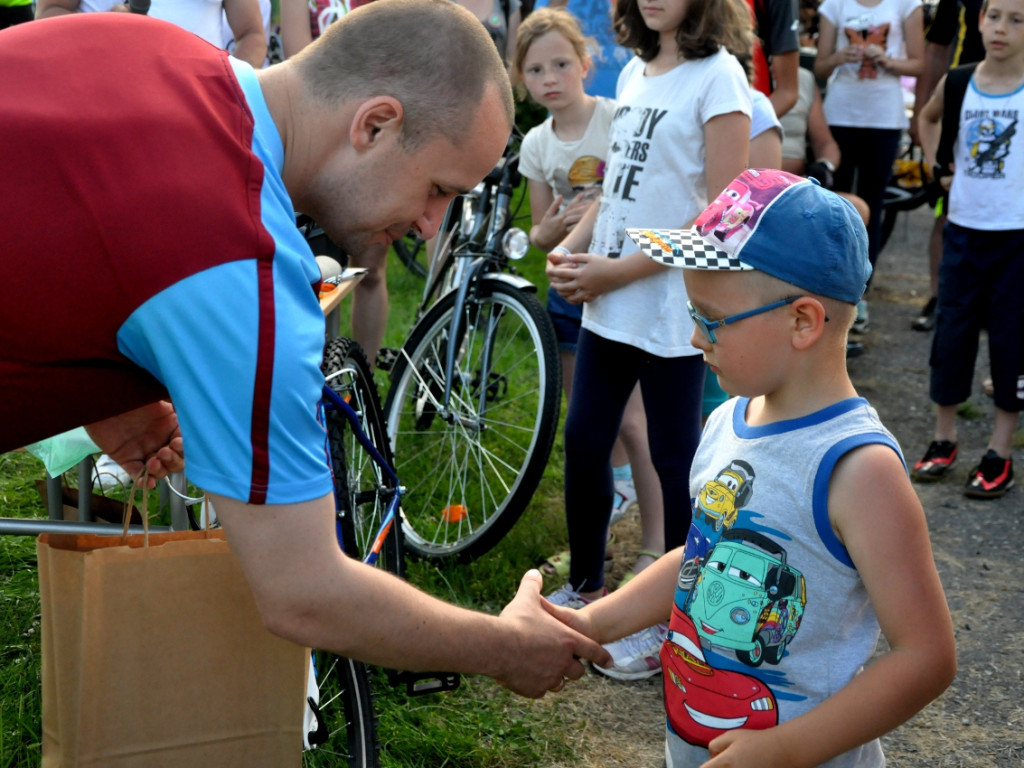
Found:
[0,14,333,504]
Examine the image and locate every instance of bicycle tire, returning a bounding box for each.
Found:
[392,234,428,280]
[321,337,404,577]
[303,653,380,768]
[384,280,560,562]
[307,338,396,768]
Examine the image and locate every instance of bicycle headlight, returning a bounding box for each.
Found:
[502,228,530,260]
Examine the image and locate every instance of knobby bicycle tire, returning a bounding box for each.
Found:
[384,280,560,562]
[321,337,404,577]
[307,337,402,768]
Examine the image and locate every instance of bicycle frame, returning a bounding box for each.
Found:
[320,382,400,567]
[408,142,533,418]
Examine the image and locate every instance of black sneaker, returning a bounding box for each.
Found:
[911,440,958,482]
[964,450,1014,499]
[912,297,937,332]
[846,340,864,358]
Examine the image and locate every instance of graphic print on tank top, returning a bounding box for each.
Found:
[663,458,809,748]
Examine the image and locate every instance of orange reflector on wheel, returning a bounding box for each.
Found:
[442,504,467,523]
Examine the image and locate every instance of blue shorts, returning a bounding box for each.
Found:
[547,286,583,352]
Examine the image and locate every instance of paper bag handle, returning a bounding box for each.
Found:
[121,471,151,546]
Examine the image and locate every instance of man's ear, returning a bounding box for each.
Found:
[350,96,404,151]
[790,296,828,350]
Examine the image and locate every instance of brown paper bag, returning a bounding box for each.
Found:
[38,506,308,767]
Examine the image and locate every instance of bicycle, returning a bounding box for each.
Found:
[880,144,932,251]
[381,136,562,563]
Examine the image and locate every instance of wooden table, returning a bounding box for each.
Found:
[319,267,367,338]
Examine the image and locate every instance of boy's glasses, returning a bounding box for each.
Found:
[687,296,801,344]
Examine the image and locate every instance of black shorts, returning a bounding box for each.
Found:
[930,222,1024,413]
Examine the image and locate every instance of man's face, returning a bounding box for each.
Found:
[308,86,509,258]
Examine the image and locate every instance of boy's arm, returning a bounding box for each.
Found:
[703,444,957,768]
[545,548,683,644]
[918,76,947,174]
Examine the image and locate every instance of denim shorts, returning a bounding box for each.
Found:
[546,287,583,352]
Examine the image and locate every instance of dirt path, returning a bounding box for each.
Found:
[537,204,1024,767]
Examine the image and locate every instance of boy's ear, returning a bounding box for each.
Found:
[789,296,828,350]
[350,96,404,151]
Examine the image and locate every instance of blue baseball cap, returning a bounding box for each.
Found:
[627,169,871,304]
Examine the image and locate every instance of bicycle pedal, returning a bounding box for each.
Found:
[386,669,462,696]
[377,347,399,372]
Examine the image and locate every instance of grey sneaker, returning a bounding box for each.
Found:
[544,584,605,609]
[592,623,668,681]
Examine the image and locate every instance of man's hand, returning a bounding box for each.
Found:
[494,570,611,697]
[85,401,184,488]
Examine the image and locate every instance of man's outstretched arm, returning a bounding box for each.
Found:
[211,492,612,698]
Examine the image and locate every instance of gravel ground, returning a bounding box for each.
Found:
[537,203,1024,768]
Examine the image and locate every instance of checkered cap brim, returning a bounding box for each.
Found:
[626,228,753,271]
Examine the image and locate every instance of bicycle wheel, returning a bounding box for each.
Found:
[321,337,403,577]
[303,653,380,768]
[392,234,428,280]
[384,280,560,562]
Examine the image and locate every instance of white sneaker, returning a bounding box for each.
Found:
[544,584,605,610]
[609,477,638,526]
[92,454,132,492]
[592,623,668,681]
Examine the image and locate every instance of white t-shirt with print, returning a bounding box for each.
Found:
[519,96,616,207]
[584,50,752,358]
[818,0,920,129]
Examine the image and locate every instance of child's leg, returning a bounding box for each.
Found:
[990,407,1019,458]
[982,226,1024,457]
[563,330,640,595]
[638,354,706,550]
[929,222,985,411]
[618,386,664,572]
[830,126,901,267]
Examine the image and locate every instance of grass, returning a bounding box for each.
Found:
[0,181,580,767]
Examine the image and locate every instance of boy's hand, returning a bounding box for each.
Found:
[538,589,600,641]
[703,728,795,768]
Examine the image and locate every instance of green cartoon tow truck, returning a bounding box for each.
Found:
[685,528,806,667]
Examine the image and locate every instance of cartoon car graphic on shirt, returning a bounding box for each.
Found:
[685,528,806,667]
[661,606,778,747]
[695,460,755,532]
[695,179,760,242]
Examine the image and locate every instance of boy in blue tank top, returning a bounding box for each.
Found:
[547,169,957,767]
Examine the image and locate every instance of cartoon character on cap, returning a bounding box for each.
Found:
[696,178,762,243]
